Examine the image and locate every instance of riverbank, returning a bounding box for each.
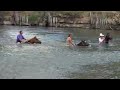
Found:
[2,24,120,31]
[2,19,120,30]
[1,11,120,30]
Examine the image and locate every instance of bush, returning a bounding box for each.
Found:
[28,15,39,24]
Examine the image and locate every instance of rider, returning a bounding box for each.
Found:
[66,33,75,46]
[16,31,27,43]
[99,33,105,45]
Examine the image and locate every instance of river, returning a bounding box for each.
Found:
[0,25,120,79]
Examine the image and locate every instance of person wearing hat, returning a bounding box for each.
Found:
[99,33,105,45]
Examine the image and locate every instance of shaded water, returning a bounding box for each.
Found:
[0,26,120,79]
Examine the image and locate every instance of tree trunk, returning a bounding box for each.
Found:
[55,17,58,27]
[0,12,4,25]
[89,12,92,24]
[26,15,28,24]
[95,13,98,29]
[12,11,18,25]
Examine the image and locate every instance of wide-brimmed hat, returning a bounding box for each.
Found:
[100,33,104,37]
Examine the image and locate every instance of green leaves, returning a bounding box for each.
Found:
[28,15,39,24]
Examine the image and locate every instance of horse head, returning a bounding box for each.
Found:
[33,36,41,44]
[77,40,89,46]
[27,36,41,44]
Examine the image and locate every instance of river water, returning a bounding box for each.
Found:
[0,25,120,79]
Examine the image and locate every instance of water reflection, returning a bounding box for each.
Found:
[0,44,3,51]
[16,43,23,48]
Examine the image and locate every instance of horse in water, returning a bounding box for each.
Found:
[26,36,41,44]
[76,40,89,46]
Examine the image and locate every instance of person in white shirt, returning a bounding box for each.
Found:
[99,33,105,45]
[66,33,75,46]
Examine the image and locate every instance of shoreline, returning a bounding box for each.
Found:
[0,24,120,31]
[0,24,116,31]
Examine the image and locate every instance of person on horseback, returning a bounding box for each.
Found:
[99,33,105,45]
[16,31,41,44]
[66,33,75,46]
[16,31,27,43]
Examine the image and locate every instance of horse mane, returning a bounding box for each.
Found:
[77,40,89,46]
[27,36,41,44]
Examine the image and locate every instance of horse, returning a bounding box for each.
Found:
[76,40,89,46]
[26,36,41,44]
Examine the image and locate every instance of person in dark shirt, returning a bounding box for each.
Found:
[16,31,27,43]
[105,33,112,44]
